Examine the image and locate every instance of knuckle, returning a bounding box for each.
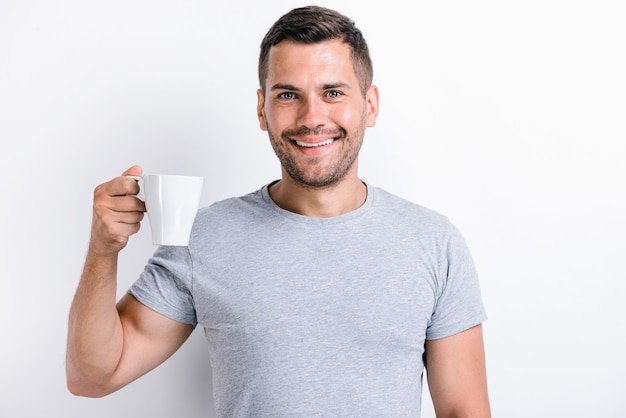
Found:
[92,200,107,214]
[93,184,106,201]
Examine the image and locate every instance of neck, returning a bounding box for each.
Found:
[268,174,367,218]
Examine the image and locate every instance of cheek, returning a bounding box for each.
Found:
[261,107,282,133]
[264,107,295,132]
[333,105,362,130]
[264,118,282,143]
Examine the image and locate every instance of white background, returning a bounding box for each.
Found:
[1,1,625,417]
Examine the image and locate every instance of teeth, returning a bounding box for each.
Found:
[295,139,334,148]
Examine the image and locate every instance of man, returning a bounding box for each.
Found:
[66,6,491,417]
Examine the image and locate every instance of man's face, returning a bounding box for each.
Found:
[257,39,379,188]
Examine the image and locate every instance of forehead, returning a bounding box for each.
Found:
[266,39,357,84]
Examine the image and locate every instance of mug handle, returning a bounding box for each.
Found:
[126,175,145,202]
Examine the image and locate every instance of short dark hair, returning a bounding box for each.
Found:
[258,5,373,97]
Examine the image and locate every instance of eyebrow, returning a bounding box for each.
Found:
[270,83,298,91]
[270,82,352,91]
[322,82,351,90]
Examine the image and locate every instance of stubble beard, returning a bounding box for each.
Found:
[267,123,365,189]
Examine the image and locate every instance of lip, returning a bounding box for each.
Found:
[293,138,335,148]
[290,137,337,155]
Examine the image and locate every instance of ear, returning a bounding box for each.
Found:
[257,89,268,131]
[364,85,380,128]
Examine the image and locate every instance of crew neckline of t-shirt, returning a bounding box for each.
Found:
[260,180,375,225]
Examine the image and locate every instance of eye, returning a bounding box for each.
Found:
[278,91,296,100]
[326,90,342,99]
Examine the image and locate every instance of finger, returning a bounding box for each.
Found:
[122,165,143,177]
[91,214,142,247]
[102,208,144,225]
[96,165,143,198]
[93,195,145,227]
[93,202,144,230]
[109,195,146,213]
[96,176,140,198]
[119,165,143,197]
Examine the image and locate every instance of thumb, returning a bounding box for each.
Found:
[122,165,143,177]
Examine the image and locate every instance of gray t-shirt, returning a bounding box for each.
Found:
[129,183,487,417]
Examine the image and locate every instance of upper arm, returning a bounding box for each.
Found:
[424,324,491,418]
[83,293,194,396]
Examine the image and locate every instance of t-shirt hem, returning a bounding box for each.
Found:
[127,288,198,328]
[426,312,488,341]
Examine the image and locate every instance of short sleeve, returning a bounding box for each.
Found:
[128,245,198,327]
[426,224,487,340]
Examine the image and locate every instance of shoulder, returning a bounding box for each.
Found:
[196,186,268,220]
[368,185,452,231]
[365,186,473,257]
[191,185,278,239]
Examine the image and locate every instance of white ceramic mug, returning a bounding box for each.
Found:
[129,174,204,246]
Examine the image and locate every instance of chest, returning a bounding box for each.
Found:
[190,225,439,352]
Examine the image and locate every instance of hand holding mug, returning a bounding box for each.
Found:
[90,165,146,256]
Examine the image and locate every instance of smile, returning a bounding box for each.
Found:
[294,139,335,148]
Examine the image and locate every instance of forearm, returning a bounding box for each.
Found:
[66,251,124,394]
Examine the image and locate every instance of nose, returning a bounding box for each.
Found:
[297,96,328,129]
